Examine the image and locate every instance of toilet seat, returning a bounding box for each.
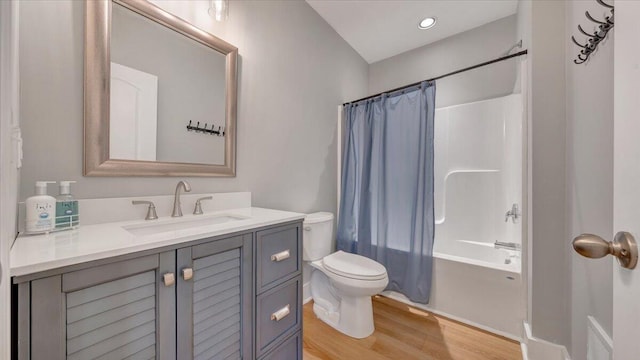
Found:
[322,251,387,281]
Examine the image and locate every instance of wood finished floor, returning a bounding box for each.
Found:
[302,296,522,360]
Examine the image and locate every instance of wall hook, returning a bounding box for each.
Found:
[585,11,607,25]
[571,0,613,65]
[596,0,614,10]
[578,24,603,40]
[571,36,588,49]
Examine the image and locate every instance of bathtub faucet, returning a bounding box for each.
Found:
[505,203,520,223]
[495,241,521,251]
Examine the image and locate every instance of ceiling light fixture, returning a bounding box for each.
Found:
[418,17,437,30]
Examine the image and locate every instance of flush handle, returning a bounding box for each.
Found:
[162,273,175,287]
[271,304,290,321]
[182,268,193,281]
[572,231,638,269]
[271,250,290,262]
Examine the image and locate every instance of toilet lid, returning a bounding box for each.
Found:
[322,251,387,280]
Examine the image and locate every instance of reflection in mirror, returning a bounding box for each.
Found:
[110,3,227,165]
[84,0,237,177]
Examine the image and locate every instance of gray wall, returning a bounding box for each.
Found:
[529,0,570,348]
[111,2,226,165]
[368,15,518,108]
[566,1,613,359]
[19,0,368,216]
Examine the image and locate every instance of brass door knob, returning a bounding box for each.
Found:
[572,232,638,269]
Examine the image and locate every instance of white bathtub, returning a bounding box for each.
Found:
[382,240,524,339]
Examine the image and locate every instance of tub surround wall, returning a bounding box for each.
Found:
[368,15,518,108]
[434,94,523,248]
[18,0,368,215]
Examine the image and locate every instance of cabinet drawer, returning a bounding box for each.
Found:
[259,332,302,360]
[256,224,301,293]
[256,277,301,357]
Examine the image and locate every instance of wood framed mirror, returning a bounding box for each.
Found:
[84,0,237,176]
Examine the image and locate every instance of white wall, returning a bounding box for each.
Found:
[368,15,518,108]
[18,0,369,217]
[529,0,570,349]
[566,1,613,359]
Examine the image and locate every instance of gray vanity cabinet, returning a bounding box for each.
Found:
[19,252,177,360]
[254,224,303,360]
[176,234,253,360]
[14,220,303,360]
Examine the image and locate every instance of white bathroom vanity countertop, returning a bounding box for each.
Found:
[10,207,305,277]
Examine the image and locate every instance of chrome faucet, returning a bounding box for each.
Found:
[172,180,192,217]
[132,200,158,220]
[505,203,520,223]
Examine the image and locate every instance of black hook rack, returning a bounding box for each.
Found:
[186,120,225,137]
[571,0,614,64]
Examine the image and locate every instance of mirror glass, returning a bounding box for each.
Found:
[110,3,227,165]
[85,0,236,176]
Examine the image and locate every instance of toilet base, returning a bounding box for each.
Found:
[313,294,375,339]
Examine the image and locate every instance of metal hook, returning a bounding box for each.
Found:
[571,36,588,49]
[578,24,602,40]
[585,11,607,25]
[603,12,614,26]
[596,0,614,9]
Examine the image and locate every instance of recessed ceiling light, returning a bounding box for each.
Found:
[418,17,437,30]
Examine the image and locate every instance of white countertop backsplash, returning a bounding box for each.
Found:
[11,192,306,277]
[17,191,252,231]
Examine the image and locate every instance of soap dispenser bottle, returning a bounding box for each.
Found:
[56,181,79,230]
[25,181,56,234]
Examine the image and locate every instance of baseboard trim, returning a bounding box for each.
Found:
[303,282,312,304]
[521,343,530,360]
[523,322,571,360]
[587,316,612,360]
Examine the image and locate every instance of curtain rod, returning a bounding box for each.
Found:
[343,49,528,106]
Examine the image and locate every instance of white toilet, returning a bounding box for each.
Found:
[303,212,389,339]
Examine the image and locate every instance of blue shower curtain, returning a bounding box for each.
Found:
[337,81,436,304]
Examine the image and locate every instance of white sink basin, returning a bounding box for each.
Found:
[123,214,248,236]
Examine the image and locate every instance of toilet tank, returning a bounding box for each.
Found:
[303,212,334,261]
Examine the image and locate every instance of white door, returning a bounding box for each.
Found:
[0,1,20,358]
[110,62,158,161]
[612,1,640,358]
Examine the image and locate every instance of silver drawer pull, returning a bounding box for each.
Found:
[163,273,175,287]
[271,250,290,262]
[182,268,193,281]
[271,304,291,321]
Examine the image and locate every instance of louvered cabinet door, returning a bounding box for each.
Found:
[28,252,176,360]
[177,234,253,360]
